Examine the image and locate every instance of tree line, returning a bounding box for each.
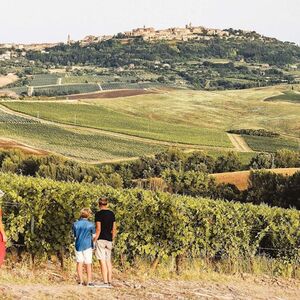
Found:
[0,148,299,209]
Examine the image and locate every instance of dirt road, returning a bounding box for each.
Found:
[227,133,253,152]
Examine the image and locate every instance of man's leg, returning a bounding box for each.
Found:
[77,262,83,284]
[106,259,112,284]
[86,264,92,284]
[100,260,108,283]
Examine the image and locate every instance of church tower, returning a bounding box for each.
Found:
[67,34,71,45]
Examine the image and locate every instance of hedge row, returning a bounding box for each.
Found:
[0,173,299,264]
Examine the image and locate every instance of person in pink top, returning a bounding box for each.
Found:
[0,208,7,267]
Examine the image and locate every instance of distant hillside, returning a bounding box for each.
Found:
[1,25,300,92]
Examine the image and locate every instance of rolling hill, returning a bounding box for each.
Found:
[0,84,299,162]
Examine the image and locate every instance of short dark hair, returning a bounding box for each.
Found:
[99,197,108,206]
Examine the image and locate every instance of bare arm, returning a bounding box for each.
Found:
[0,219,7,243]
[94,221,101,242]
[112,222,117,240]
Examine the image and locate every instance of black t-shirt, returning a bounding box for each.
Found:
[95,210,116,241]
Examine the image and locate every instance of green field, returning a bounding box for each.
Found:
[265,91,300,104]
[2,84,300,160]
[0,122,164,162]
[33,83,100,96]
[84,85,300,138]
[0,110,39,124]
[3,102,232,147]
[243,135,299,152]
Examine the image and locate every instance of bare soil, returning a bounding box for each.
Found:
[0,74,18,88]
[65,89,156,100]
[212,168,300,190]
[0,138,48,156]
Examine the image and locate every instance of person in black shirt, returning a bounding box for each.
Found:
[94,198,116,287]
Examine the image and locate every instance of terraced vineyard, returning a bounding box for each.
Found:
[3,102,232,148]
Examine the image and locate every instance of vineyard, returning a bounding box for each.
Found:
[63,75,135,84]
[3,102,232,148]
[29,74,60,86]
[0,173,299,271]
[33,83,100,96]
[3,73,175,97]
[0,110,39,124]
[100,82,174,90]
[0,122,164,161]
[243,135,300,152]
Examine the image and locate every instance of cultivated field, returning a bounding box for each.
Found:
[33,83,101,96]
[29,74,60,86]
[243,135,299,152]
[3,102,232,147]
[4,83,300,139]
[1,84,299,161]
[0,121,164,162]
[212,168,300,190]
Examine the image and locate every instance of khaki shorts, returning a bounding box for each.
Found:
[95,239,113,261]
[75,248,93,264]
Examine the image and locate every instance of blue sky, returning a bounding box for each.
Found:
[1,0,299,44]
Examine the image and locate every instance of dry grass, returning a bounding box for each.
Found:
[211,168,300,190]
[88,84,300,138]
[0,74,18,88]
[0,257,299,299]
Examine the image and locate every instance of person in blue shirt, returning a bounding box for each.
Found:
[72,208,96,286]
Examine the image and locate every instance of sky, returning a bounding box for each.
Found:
[1,0,299,44]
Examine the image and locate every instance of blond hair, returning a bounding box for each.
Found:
[80,208,91,219]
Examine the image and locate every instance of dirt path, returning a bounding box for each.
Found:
[1,276,299,300]
[0,105,237,153]
[227,133,253,152]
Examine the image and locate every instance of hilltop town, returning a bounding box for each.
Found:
[0,24,280,60]
[79,24,277,45]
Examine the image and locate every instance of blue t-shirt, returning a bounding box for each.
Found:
[72,218,95,251]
